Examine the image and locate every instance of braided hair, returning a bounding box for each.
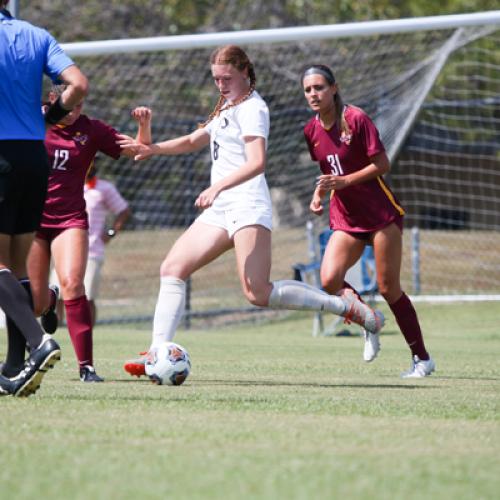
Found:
[201,45,256,127]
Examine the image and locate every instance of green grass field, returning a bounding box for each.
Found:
[1,301,499,500]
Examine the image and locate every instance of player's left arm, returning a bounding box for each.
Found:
[195,135,266,209]
[118,107,153,158]
[131,106,152,145]
[103,206,131,243]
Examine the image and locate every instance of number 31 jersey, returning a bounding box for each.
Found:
[42,114,121,228]
[304,105,405,232]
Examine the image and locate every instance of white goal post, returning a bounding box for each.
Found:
[55,12,500,324]
[62,11,500,55]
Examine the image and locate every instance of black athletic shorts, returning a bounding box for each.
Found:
[0,140,49,235]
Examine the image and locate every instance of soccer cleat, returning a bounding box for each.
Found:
[3,334,61,397]
[123,351,151,378]
[80,365,104,383]
[0,360,25,378]
[41,284,59,334]
[0,373,38,397]
[340,288,385,334]
[0,374,13,396]
[401,355,436,378]
[363,329,380,362]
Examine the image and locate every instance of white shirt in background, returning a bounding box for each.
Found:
[84,178,128,260]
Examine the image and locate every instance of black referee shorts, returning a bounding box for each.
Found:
[0,140,49,235]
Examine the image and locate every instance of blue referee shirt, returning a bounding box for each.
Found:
[0,9,74,140]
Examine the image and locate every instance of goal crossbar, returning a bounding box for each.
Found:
[62,11,500,56]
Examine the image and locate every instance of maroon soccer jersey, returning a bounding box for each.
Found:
[304,105,405,232]
[41,114,121,228]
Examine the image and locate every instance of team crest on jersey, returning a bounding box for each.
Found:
[220,117,229,129]
[340,132,352,145]
[73,132,88,145]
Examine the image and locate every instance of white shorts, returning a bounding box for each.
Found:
[197,204,272,238]
[84,257,104,300]
[49,257,103,300]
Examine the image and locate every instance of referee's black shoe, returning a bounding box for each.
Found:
[0,360,25,378]
[41,284,59,334]
[0,334,61,397]
[0,374,14,396]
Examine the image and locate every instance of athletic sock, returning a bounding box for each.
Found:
[4,278,32,373]
[152,276,186,347]
[0,269,43,350]
[64,295,93,367]
[268,279,345,315]
[389,292,429,360]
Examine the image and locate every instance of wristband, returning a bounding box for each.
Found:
[107,229,116,238]
[44,96,71,125]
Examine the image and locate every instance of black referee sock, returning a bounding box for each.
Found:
[3,278,32,375]
[0,270,43,351]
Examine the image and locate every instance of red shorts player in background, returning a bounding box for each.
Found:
[17,86,151,382]
[302,64,435,378]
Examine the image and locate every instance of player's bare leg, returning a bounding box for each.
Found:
[51,228,102,382]
[124,220,233,377]
[321,230,381,361]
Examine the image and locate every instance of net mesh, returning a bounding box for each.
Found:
[59,24,499,324]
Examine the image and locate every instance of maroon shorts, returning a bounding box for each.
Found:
[36,221,88,244]
[342,216,403,243]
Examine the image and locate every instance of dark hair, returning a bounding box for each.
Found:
[302,64,350,137]
[201,45,256,127]
[50,84,67,97]
[302,65,335,85]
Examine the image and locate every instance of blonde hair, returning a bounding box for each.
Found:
[200,45,256,127]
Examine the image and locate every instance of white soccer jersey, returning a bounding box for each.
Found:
[84,178,128,259]
[204,90,272,210]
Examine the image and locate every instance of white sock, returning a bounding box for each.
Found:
[151,276,186,348]
[268,280,346,316]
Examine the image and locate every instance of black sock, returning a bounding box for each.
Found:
[4,278,32,374]
[0,270,43,350]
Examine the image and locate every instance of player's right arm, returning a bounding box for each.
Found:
[57,65,88,110]
[309,185,326,216]
[117,128,209,161]
[44,65,88,127]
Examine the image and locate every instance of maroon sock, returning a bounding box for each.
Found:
[64,295,93,367]
[389,292,429,360]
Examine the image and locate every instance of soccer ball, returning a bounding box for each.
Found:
[145,341,191,386]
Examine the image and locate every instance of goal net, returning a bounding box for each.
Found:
[58,12,499,325]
